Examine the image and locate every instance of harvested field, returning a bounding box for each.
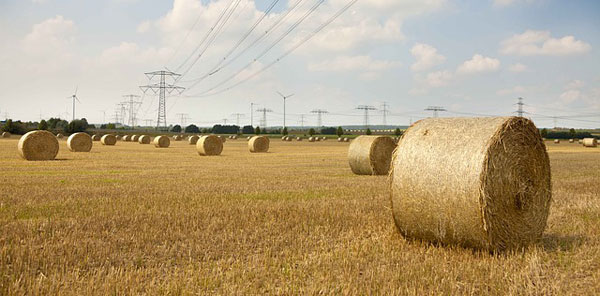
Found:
[0,139,599,294]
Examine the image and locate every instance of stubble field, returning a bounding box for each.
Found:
[0,136,599,294]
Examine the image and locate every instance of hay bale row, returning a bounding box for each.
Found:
[2,132,11,138]
[249,136,269,153]
[390,117,551,251]
[583,138,597,147]
[228,135,238,140]
[138,135,151,144]
[18,130,59,161]
[348,136,396,176]
[101,134,117,146]
[154,135,170,148]
[197,135,223,156]
[67,132,92,152]
[173,135,183,141]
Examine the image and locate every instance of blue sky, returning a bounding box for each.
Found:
[0,0,598,128]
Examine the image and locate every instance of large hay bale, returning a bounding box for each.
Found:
[578,139,583,144]
[249,136,270,153]
[154,135,170,148]
[322,137,327,141]
[2,132,11,138]
[308,137,315,142]
[189,135,200,145]
[390,117,551,251]
[91,134,101,141]
[101,134,117,146]
[554,139,560,144]
[348,136,396,175]
[56,133,64,139]
[131,135,139,142]
[67,132,92,152]
[583,138,597,147]
[122,135,130,142]
[197,135,223,156]
[18,130,59,161]
[315,137,321,142]
[138,135,151,144]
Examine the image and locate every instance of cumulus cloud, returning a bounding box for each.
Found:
[424,70,453,87]
[308,55,401,72]
[508,63,527,72]
[410,43,445,72]
[22,15,75,55]
[500,30,591,56]
[456,54,500,74]
[566,80,585,89]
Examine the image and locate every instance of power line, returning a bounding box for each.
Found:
[356,105,376,129]
[425,106,446,118]
[381,102,389,126]
[256,108,273,128]
[231,113,245,126]
[140,71,185,130]
[311,109,328,127]
[123,94,142,128]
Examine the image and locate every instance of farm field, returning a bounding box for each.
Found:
[0,137,599,294]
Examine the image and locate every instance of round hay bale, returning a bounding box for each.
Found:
[338,137,343,142]
[569,139,574,143]
[138,135,151,144]
[322,137,327,141]
[67,132,92,152]
[131,135,139,142]
[308,137,315,142]
[247,136,252,141]
[2,132,11,138]
[390,117,551,251]
[101,134,117,146]
[344,138,350,142]
[197,135,223,156]
[296,137,302,141]
[348,136,396,175]
[286,136,292,142]
[18,130,59,161]
[56,133,64,139]
[249,136,270,153]
[174,135,183,141]
[91,134,101,141]
[578,139,583,144]
[554,139,560,144]
[122,135,130,142]
[232,135,238,140]
[583,138,597,147]
[154,135,170,148]
[189,135,200,145]
[116,135,122,140]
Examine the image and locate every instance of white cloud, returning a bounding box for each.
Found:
[508,63,527,72]
[456,54,500,74]
[22,15,75,55]
[137,21,151,33]
[496,85,526,96]
[500,30,591,56]
[566,80,585,90]
[410,43,445,72]
[559,90,581,104]
[424,70,453,87]
[308,55,401,72]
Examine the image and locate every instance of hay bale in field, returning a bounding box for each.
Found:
[219,136,227,143]
[390,117,551,251]
[92,134,101,141]
[116,135,122,140]
[138,135,151,144]
[67,132,92,152]
[248,136,269,153]
[18,130,59,161]
[583,138,597,147]
[56,133,64,139]
[308,137,315,142]
[286,136,292,142]
[322,137,327,141]
[2,132,11,138]
[338,137,343,142]
[569,139,574,143]
[296,137,302,141]
[282,136,287,141]
[122,135,130,142]
[247,136,252,141]
[131,135,139,142]
[173,135,183,141]
[197,135,223,156]
[578,139,583,144]
[348,136,396,176]
[189,135,200,145]
[154,135,170,148]
[101,134,117,146]
[344,138,350,142]
[554,139,560,144]
[232,135,238,140]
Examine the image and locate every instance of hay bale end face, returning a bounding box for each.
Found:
[2,132,11,138]
[583,138,598,147]
[188,135,200,145]
[348,136,396,176]
[154,135,170,148]
[101,134,117,146]
[569,139,574,143]
[390,117,551,251]
[18,130,59,161]
[249,136,270,153]
[138,135,151,144]
[197,135,223,156]
[67,132,92,152]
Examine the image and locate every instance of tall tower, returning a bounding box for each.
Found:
[140,70,185,130]
[356,105,376,130]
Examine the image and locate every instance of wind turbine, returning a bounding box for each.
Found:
[67,86,81,121]
[277,91,294,129]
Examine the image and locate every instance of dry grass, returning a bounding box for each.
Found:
[0,139,599,294]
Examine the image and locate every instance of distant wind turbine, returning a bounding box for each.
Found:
[67,86,81,121]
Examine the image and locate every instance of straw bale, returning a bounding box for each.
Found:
[2,132,11,138]
[92,134,101,141]
[154,135,170,148]
[56,133,64,139]
[101,134,117,146]
[138,135,151,144]
[67,132,92,152]
[18,130,59,161]
[197,135,223,156]
[249,136,270,153]
[583,138,597,147]
[348,136,396,175]
[188,135,200,145]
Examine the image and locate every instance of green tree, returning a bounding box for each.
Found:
[171,125,182,133]
[569,128,576,138]
[394,128,402,136]
[336,126,344,137]
[185,124,200,133]
[2,119,13,132]
[65,120,88,133]
[366,128,372,135]
[242,125,254,134]
[282,127,288,136]
[38,120,48,130]
[255,126,261,135]
[106,123,116,130]
[540,128,548,138]
[308,128,316,136]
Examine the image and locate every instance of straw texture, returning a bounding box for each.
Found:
[390,117,551,251]
[101,134,117,146]
[188,135,200,145]
[138,135,151,144]
[67,132,92,152]
[18,130,59,161]
[122,135,130,142]
[197,135,223,156]
[348,136,396,175]
[583,138,597,147]
[249,136,269,153]
[154,136,170,148]
[131,135,139,142]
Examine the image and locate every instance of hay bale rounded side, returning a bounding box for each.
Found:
[344,138,350,142]
[197,135,224,156]
[308,137,315,142]
[249,136,270,153]
[2,132,11,138]
[189,135,200,145]
[347,136,396,176]
[131,135,139,142]
[92,134,101,141]
[138,135,151,144]
[122,135,130,142]
[101,134,117,146]
[56,133,64,139]
[583,138,597,147]
[67,132,92,152]
[569,139,574,143]
[154,135,170,148]
[296,137,302,141]
[390,117,551,251]
[554,139,560,144]
[18,130,59,161]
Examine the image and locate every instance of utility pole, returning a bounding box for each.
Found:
[123,94,142,128]
[250,102,255,127]
[356,105,376,130]
[144,119,153,127]
[515,97,524,117]
[298,114,306,128]
[176,113,189,127]
[256,108,273,128]
[277,91,295,129]
[311,109,328,127]
[554,116,558,129]
[381,102,389,126]
[231,113,245,126]
[223,119,228,125]
[118,103,127,125]
[140,70,185,130]
[425,106,446,118]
